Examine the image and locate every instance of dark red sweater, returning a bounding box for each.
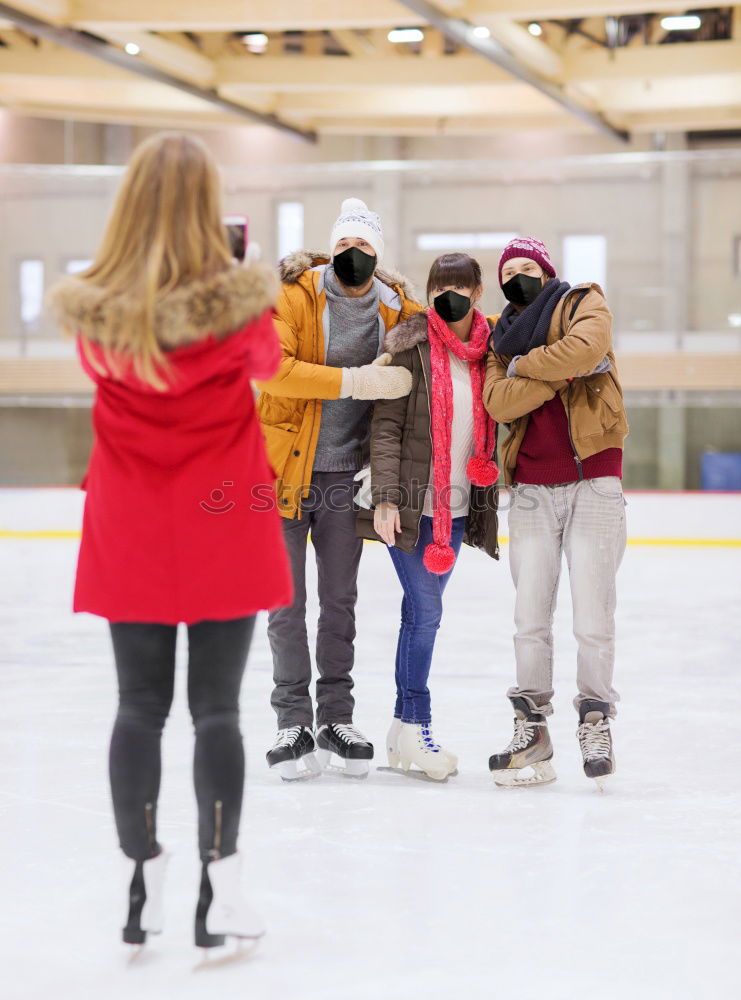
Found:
[514,395,622,485]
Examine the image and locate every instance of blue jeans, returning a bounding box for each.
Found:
[387,515,466,724]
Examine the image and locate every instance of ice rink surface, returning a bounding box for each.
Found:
[1,489,740,1000]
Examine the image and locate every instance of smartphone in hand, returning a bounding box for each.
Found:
[223,215,248,262]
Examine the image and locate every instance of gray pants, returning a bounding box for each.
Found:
[268,471,363,729]
[507,477,627,718]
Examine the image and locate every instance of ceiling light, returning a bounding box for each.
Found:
[388,28,424,44]
[124,42,141,56]
[471,26,490,40]
[242,32,268,49]
[660,15,701,31]
[528,23,543,37]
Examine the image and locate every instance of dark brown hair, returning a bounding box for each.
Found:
[426,252,483,300]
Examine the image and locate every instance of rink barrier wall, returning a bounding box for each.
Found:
[1,531,740,547]
[2,489,740,546]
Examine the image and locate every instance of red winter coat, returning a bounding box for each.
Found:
[48,263,293,625]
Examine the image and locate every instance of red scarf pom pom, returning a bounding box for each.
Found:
[423,542,457,576]
[466,456,499,488]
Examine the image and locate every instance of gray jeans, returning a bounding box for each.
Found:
[267,471,363,729]
[507,477,627,718]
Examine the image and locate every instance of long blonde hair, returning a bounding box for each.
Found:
[80,132,233,389]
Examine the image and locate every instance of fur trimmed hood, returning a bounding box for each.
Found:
[46,261,278,350]
[384,311,429,355]
[384,310,496,356]
[279,249,416,302]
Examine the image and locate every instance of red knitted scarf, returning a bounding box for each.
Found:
[424,308,499,575]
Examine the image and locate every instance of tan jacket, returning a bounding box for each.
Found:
[255,250,422,518]
[483,283,629,486]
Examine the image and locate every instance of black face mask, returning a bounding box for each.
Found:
[433,290,471,323]
[333,246,377,288]
[501,273,544,308]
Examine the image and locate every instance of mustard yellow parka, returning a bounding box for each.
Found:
[256,250,422,519]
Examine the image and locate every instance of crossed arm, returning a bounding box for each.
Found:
[483,289,613,423]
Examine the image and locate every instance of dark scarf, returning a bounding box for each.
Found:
[492,278,570,356]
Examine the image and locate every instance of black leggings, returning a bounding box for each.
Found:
[108,616,255,862]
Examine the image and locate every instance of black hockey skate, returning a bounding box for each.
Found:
[577,700,615,789]
[266,725,321,782]
[489,696,556,787]
[315,723,374,778]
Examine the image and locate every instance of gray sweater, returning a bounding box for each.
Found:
[313,265,381,473]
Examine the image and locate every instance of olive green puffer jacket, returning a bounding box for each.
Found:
[355,311,499,560]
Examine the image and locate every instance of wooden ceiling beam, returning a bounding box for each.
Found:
[462,0,732,19]
[62,0,737,31]
[68,0,417,33]
[398,0,628,141]
[268,84,552,117]
[0,1,315,138]
[94,29,216,86]
[474,15,563,80]
[330,29,379,58]
[215,53,510,88]
[3,42,740,93]
[566,39,741,82]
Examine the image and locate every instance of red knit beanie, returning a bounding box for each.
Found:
[498,237,556,286]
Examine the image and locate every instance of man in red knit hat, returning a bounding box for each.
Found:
[483,236,629,789]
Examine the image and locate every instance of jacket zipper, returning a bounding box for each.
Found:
[297,291,323,518]
[565,382,584,481]
[415,343,435,548]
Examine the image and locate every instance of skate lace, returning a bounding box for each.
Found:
[506,718,536,753]
[273,725,303,749]
[577,720,611,761]
[419,725,442,753]
[332,723,369,746]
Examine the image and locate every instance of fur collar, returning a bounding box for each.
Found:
[279,248,416,301]
[384,311,429,355]
[46,262,278,350]
[384,311,496,356]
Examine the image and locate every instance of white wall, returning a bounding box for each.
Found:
[1,113,741,343]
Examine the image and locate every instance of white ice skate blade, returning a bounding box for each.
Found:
[592,774,612,793]
[316,748,370,779]
[377,765,450,784]
[272,753,322,782]
[493,760,557,788]
[194,938,261,972]
[387,749,460,775]
[125,945,149,966]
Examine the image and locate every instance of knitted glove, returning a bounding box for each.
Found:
[353,465,373,510]
[344,361,412,401]
[506,355,523,378]
[588,356,612,375]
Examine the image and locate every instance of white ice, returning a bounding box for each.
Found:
[1,489,740,1000]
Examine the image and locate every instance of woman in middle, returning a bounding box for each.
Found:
[357,253,500,780]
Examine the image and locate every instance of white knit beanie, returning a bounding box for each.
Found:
[329,197,384,262]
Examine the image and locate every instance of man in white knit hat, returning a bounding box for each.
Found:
[257,197,422,780]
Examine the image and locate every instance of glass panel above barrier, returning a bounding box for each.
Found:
[1,148,740,352]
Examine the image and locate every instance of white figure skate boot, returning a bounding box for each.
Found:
[398,722,456,781]
[197,852,265,949]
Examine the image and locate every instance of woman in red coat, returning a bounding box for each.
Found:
[48,132,292,951]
